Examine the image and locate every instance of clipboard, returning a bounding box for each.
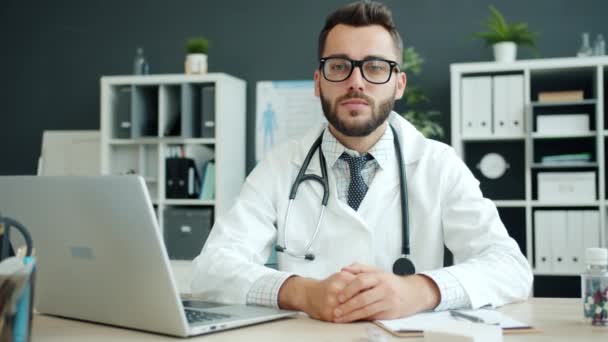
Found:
[374,309,542,337]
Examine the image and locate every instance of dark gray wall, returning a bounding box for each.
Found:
[0,0,606,175]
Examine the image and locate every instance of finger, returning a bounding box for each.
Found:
[337,273,379,303]
[335,286,384,318]
[335,299,389,323]
[341,263,379,275]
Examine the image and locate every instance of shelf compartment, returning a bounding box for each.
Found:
[132,85,159,138]
[530,67,597,103]
[164,144,215,201]
[531,103,596,135]
[532,137,596,164]
[109,145,140,175]
[180,83,216,138]
[533,275,581,298]
[464,141,525,200]
[141,144,159,201]
[497,207,526,257]
[160,84,182,137]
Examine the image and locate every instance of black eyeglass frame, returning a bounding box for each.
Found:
[319,57,401,84]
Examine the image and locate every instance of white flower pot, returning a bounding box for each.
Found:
[493,42,517,63]
[185,53,207,74]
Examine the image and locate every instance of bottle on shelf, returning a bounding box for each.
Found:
[577,32,593,57]
[594,34,605,56]
[581,247,608,326]
[133,47,150,75]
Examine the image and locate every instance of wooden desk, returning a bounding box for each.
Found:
[32,298,608,341]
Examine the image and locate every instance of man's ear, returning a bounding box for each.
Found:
[314,70,321,97]
[394,72,407,100]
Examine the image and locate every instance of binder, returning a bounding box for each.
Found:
[201,85,216,138]
[534,211,552,272]
[165,157,201,199]
[114,86,132,138]
[547,210,568,273]
[565,211,585,273]
[461,76,492,137]
[583,210,600,249]
[200,161,216,200]
[493,75,524,137]
[550,211,568,273]
[181,84,202,138]
[164,207,213,260]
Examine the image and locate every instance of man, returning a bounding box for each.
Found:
[191,1,532,323]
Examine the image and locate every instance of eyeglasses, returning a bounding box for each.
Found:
[319,57,400,84]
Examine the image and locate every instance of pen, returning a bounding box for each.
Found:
[450,310,486,324]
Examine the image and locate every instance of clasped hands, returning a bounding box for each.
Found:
[280,263,440,323]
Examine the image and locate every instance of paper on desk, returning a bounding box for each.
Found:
[376,309,530,333]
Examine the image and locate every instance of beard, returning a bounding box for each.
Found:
[320,88,396,137]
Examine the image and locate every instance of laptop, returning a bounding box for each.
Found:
[0,176,296,337]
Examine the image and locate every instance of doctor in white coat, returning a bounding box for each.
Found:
[192,1,532,323]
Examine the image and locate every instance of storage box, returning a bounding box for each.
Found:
[164,207,213,260]
[536,114,590,134]
[537,172,596,202]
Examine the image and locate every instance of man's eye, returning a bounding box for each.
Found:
[366,62,387,72]
[331,64,348,72]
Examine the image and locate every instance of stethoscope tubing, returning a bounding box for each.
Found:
[275,124,413,273]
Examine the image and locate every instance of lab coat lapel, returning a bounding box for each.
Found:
[288,114,427,232]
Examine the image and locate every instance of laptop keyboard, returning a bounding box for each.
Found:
[185,309,233,324]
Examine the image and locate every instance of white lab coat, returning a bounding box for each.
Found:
[191,113,532,309]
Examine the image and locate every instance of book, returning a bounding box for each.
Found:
[538,90,584,103]
[200,161,215,200]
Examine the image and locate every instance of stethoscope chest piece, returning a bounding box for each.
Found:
[392,256,416,276]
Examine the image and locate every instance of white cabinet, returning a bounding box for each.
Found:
[100,73,246,263]
[451,57,608,296]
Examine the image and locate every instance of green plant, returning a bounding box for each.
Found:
[400,46,444,139]
[186,37,210,54]
[474,5,538,48]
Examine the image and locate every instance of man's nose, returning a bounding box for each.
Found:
[346,66,365,91]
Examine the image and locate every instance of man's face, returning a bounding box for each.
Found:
[315,24,406,137]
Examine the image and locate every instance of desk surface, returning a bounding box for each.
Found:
[32,298,608,341]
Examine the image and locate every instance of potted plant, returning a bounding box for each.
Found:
[400,47,444,139]
[185,37,210,74]
[474,6,538,63]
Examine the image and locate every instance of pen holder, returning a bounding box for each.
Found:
[0,216,36,342]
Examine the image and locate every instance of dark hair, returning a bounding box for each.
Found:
[318,1,403,62]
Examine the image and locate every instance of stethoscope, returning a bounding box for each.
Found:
[275,124,416,276]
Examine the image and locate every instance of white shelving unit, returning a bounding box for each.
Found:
[451,56,608,296]
[100,73,246,268]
